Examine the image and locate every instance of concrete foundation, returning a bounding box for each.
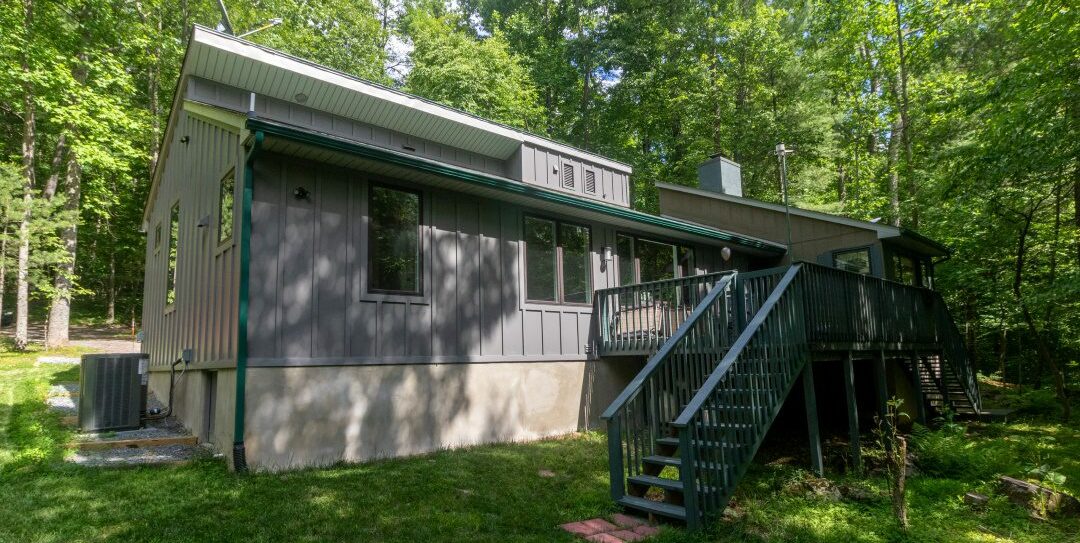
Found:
[236,358,642,471]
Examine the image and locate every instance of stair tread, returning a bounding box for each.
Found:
[643,455,681,467]
[617,496,687,521]
[628,474,683,491]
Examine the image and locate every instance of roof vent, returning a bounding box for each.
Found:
[697,155,743,197]
[562,163,575,190]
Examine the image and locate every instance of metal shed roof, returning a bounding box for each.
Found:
[183,26,631,171]
[656,182,949,256]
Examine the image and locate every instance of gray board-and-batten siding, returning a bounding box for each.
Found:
[245,152,737,368]
[141,94,737,371]
[142,111,241,369]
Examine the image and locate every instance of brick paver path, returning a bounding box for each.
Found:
[559,513,659,542]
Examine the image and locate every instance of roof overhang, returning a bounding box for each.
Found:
[248,117,786,256]
[656,182,949,257]
[144,25,633,224]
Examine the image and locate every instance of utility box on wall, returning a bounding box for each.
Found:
[79,353,148,432]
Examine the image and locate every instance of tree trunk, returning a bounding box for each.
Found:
[46,154,80,347]
[106,249,115,325]
[0,224,8,326]
[1013,207,1070,421]
[16,0,36,351]
[893,0,916,228]
[887,116,903,226]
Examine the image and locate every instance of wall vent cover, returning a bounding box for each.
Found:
[585,170,596,193]
[79,353,147,432]
[562,163,575,189]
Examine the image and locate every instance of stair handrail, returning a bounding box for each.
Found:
[600,272,737,421]
[672,264,803,429]
[928,291,982,412]
[671,264,806,528]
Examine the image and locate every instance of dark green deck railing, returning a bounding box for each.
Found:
[595,272,733,356]
[599,263,981,529]
[673,265,807,529]
[600,272,738,502]
[670,263,980,527]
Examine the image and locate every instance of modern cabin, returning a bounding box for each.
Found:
[140,26,784,471]
[141,26,980,528]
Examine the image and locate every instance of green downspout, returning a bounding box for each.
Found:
[233,128,263,472]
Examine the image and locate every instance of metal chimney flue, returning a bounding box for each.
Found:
[697,154,743,197]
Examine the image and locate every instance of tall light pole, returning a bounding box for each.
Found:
[775,143,795,260]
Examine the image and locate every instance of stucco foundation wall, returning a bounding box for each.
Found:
[243,359,643,471]
[148,369,236,456]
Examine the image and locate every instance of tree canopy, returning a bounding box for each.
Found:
[0,1,1074,406]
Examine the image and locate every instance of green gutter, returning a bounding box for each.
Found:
[244,117,786,254]
[232,128,263,472]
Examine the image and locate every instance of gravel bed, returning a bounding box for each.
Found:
[68,444,205,467]
[48,382,79,397]
[46,395,77,416]
[38,356,81,365]
[74,416,189,442]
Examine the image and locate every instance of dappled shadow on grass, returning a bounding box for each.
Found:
[1,434,614,543]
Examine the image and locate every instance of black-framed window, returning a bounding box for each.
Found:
[834,248,871,275]
[617,234,694,285]
[524,216,592,304]
[560,223,590,303]
[166,203,179,306]
[369,185,422,294]
[893,253,917,286]
[616,234,634,286]
[218,168,235,244]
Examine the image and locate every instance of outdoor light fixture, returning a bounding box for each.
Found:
[196,215,210,228]
[721,246,732,261]
[293,186,310,201]
[603,246,612,262]
[294,92,308,104]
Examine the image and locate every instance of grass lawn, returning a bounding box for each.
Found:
[2,350,1078,543]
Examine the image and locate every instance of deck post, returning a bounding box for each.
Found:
[910,351,928,425]
[842,351,861,470]
[874,350,892,440]
[802,361,824,475]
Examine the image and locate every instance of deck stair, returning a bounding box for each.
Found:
[595,262,981,529]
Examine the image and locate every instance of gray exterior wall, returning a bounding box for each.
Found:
[511,143,632,207]
[245,152,731,367]
[141,111,241,369]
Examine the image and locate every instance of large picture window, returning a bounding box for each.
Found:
[524,216,592,304]
[166,203,179,306]
[218,168,235,244]
[369,185,421,294]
